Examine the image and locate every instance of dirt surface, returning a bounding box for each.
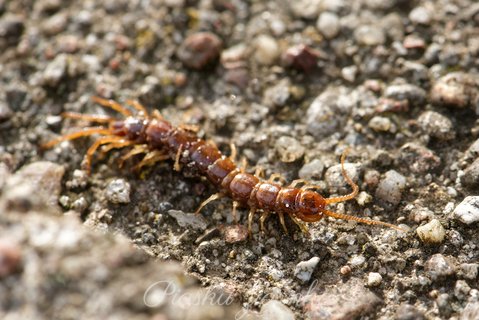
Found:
[1,0,479,319]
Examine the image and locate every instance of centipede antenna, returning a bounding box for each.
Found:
[325,148,359,204]
[41,127,113,149]
[91,96,133,117]
[61,112,114,123]
[322,209,406,232]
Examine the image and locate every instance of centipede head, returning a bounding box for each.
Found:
[295,190,326,222]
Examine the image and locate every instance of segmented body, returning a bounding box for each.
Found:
[42,97,405,233]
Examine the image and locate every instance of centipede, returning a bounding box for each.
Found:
[42,97,406,234]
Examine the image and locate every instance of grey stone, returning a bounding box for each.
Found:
[105,179,131,204]
[375,170,406,206]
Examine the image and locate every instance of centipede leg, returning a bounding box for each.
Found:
[259,211,270,233]
[84,136,126,175]
[118,144,150,168]
[125,99,149,117]
[247,207,256,236]
[268,173,286,185]
[61,112,114,124]
[232,201,240,223]
[277,212,288,234]
[152,110,164,120]
[174,144,184,171]
[195,192,224,214]
[133,150,169,172]
[91,96,132,117]
[239,157,248,173]
[289,179,308,188]
[41,127,113,149]
[98,140,137,160]
[229,143,237,162]
[290,215,309,234]
[254,166,264,178]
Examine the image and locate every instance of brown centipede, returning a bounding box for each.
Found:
[42,97,406,234]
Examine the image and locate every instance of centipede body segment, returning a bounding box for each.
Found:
[42,97,406,234]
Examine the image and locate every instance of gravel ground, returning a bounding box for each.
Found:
[1,0,479,319]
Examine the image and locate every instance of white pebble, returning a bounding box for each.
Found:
[294,257,320,282]
[254,35,280,66]
[317,12,340,39]
[416,219,445,244]
[453,196,479,225]
[260,300,295,320]
[367,272,383,287]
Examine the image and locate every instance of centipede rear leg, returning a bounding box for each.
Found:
[84,136,127,174]
[268,173,286,185]
[259,211,271,233]
[195,192,224,214]
[132,150,170,172]
[247,207,256,236]
[277,212,288,234]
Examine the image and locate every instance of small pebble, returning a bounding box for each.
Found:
[168,210,208,231]
[461,302,479,320]
[275,136,305,163]
[385,84,427,107]
[453,196,479,225]
[425,254,456,280]
[368,116,395,133]
[177,32,222,70]
[223,225,248,243]
[42,12,68,36]
[0,102,12,122]
[289,0,321,19]
[3,161,65,211]
[454,280,471,300]
[0,240,21,278]
[43,54,68,87]
[341,65,358,83]
[71,197,88,213]
[317,12,340,39]
[260,300,295,320]
[253,35,280,66]
[367,272,382,287]
[416,219,445,244]
[299,159,324,180]
[0,14,25,47]
[461,159,479,189]
[281,45,319,72]
[340,265,351,275]
[356,191,373,206]
[458,263,478,280]
[430,72,479,109]
[294,256,320,282]
[66,169,89,190]
[350,255,366,268]
[105,179,131,204]
[399,143,441,174]
[325,162,360,191]
[375,170,406,206]
[354,25,385,46]
[395,304,425,320]
[409,6,432,25]
[417,111,455,141]
[306,87,350,138]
